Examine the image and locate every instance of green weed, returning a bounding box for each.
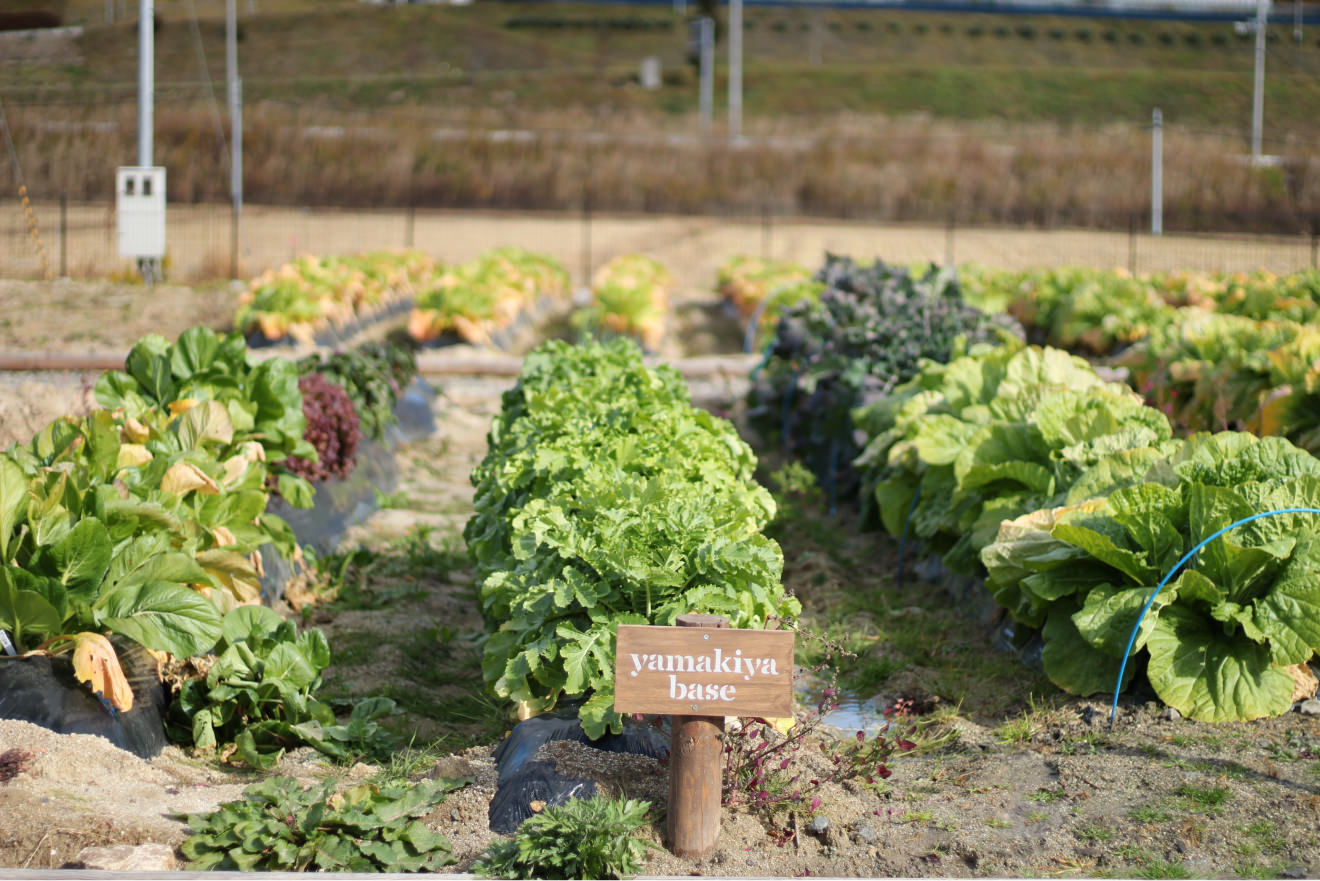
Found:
[1172,783,1232,814]
[1128,803,1174,823]
[1076,821,1114,842]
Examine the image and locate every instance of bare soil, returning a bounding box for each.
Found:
[1,280,1319,878]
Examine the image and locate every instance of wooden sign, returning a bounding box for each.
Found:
[614,623,795,717]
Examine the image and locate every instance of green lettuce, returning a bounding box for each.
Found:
[466,339,798,738]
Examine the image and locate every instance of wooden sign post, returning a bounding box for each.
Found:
[614,613,795,859]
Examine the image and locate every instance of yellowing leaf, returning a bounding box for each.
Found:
[167,398,200,417]
[1285,663,1318,702]
[197,549,262,604]
[219,455,250,488]
[70,633,134,712]
[209,525,237,547]
[162,462,220,496]
[185,400,235,447]
[121,416,150,443]
[116,444,154,470]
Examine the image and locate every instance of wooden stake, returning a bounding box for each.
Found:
[666,612,728,858]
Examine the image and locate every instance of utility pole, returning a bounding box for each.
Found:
[1251,0,1269,164]
[138,0,152,169]
[729,0,742,142]
[1151,108,1163,236]
[227,0,243,278]
[698,17,713,135]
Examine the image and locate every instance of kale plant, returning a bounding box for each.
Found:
[748,255,1018,506]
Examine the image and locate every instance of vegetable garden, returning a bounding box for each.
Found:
[2,247,1320,878]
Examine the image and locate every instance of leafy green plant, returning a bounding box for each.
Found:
[297,342,418,442]
[0,405,292,707]
[575,254,671,351]
[855,341,1175,575]
[94,326,316,507]
[748,255,1015,505]
[409,247,569,344]
[981,431,1320,720]
[236,249,432,344]
[466,339,799,738]
[180,774,465,871]
[472,796,655,881]
[166,606,399,767]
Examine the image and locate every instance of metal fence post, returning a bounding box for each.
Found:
[59,192,67,279]
[945,207,956,266]
[1129,215,1138,275]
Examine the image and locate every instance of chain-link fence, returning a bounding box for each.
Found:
[4,198,1319,292]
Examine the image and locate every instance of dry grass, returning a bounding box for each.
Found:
[3,101,1318,233]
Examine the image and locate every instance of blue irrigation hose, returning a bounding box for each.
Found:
[1108,506,1320,728]
[897,485,923,589]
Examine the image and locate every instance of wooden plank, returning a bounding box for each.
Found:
[614,624,794,718]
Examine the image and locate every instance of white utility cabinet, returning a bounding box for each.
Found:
[116,166,166,259]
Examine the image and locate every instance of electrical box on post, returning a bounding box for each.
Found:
[116,166,166,259]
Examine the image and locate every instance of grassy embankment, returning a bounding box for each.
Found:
[4,0,1320,230]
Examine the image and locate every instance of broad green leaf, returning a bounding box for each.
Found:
[296,629,331,671]
[1254,536,1320,666]
[1053,523,1155,584]
[0,456,27,562]
[1042,600,1132,696]
[47,518,112,597]
[96,581,223,657]
[1146,604,1295,722]
[170,326,222,379]
[0,569,63,646]
[276,474,315,509]
[955,424,1054,493]
[910,415,977,466]
[1071,582,1166,657]
[221,605,285,645]
[263,643,320,691]
[113,550,209,593]
[125,338,175,404]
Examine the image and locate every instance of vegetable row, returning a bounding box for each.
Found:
[754,255,1320,723]
[0,327,416,766]
[465,338,799,738]
[234,245,686,357]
